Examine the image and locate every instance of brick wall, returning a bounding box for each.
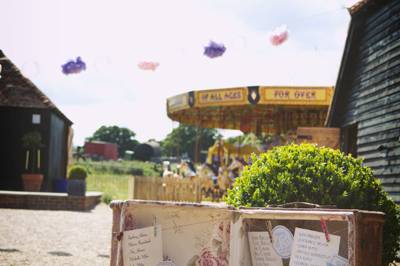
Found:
[0,191,102,211]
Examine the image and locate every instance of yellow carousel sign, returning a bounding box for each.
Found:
[261,86,331,105]
[167,86,334,135]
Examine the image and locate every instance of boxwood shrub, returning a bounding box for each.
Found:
[226,143,400,264]
[68,166,88,180]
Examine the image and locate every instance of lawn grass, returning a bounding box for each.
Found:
[70,159,162,203]
[86,173,130,201]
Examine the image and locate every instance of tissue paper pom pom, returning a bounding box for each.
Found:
[138,61,159,71]
[269,25,289,46]
[204,41,226,58]
[61,57,86,75]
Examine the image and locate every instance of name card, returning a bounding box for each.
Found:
[248,231,283,266]
[289,228,340,266]
[123,226,162,266]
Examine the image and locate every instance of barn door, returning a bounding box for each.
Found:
[342,123,358,157]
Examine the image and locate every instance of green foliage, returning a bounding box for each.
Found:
[87,125,139,157]
[226,143,400,264]
[161,124,221,160]
[101,193,113,205]
[131,168,144,176]
[22,131,44,173]
[22,131,43,150]
[75,160,161,177]
[226,133,262,146]
[226,132,292,147]
[68,166,88,180]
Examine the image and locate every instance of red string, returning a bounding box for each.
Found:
[320,218,330,242]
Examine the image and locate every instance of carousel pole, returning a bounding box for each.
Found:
[194,113,201,163]
[194,127,201,163]
[256,119,262,137]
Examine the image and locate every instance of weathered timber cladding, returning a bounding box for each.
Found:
[328,0,400,202]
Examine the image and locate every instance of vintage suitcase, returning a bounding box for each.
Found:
[110,200,384,266]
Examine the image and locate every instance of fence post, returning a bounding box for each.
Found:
[196,179,201,202]
[128,176,135,199]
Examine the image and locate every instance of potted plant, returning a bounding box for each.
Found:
[21,131,44,191]
[67,166,87,196]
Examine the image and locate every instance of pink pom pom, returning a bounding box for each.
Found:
[269,25,289,46]
[138,61,159,71]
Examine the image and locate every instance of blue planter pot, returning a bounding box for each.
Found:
[54,179,68,192]
[67,180,86,196]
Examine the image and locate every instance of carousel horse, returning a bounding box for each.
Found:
[162,169,174,178]
[162,162,174,178]
[217,166,232,193]
[197,163,224,200]
[178,160,196,179]
[228,158,245,180]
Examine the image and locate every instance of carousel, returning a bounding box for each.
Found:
[166,85,334,199]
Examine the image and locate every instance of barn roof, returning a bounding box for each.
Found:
[348,0,388,15]
[326,0,390,126]
[0,50,72,124]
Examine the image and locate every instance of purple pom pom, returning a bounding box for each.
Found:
[61,57,86,75]
[204,41,226,58]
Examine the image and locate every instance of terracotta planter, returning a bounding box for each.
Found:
[22,173,43,191]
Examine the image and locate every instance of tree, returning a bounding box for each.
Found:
[87,126,139,157]
[161,124,221,162]
[226,143,400,264]
[226,133,262,146]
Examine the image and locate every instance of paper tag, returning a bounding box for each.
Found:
[327,255,349,266]
[248,231,283,266]
[272,225,293,259]
[289,228,340,266]
[123,225,163,266]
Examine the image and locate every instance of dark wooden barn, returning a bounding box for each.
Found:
[326,0,400,202]
[0,50,73,192]
[133,141,161,161]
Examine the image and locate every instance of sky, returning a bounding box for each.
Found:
[1,0,358,145]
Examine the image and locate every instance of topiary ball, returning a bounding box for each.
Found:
[68,166,88,180]
[226,143,400,264]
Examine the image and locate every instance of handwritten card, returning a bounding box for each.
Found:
[123,225,162,266]
[248,231,283,266]
[289,228,340,266]
[272,225,293,259]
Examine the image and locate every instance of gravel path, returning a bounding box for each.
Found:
[0,204,112,266]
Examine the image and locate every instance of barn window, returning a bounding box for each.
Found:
[32,114,41,124]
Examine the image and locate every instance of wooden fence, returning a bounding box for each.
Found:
[128,176,202,202]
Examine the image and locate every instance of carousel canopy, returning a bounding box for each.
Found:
[167,86,333,134]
